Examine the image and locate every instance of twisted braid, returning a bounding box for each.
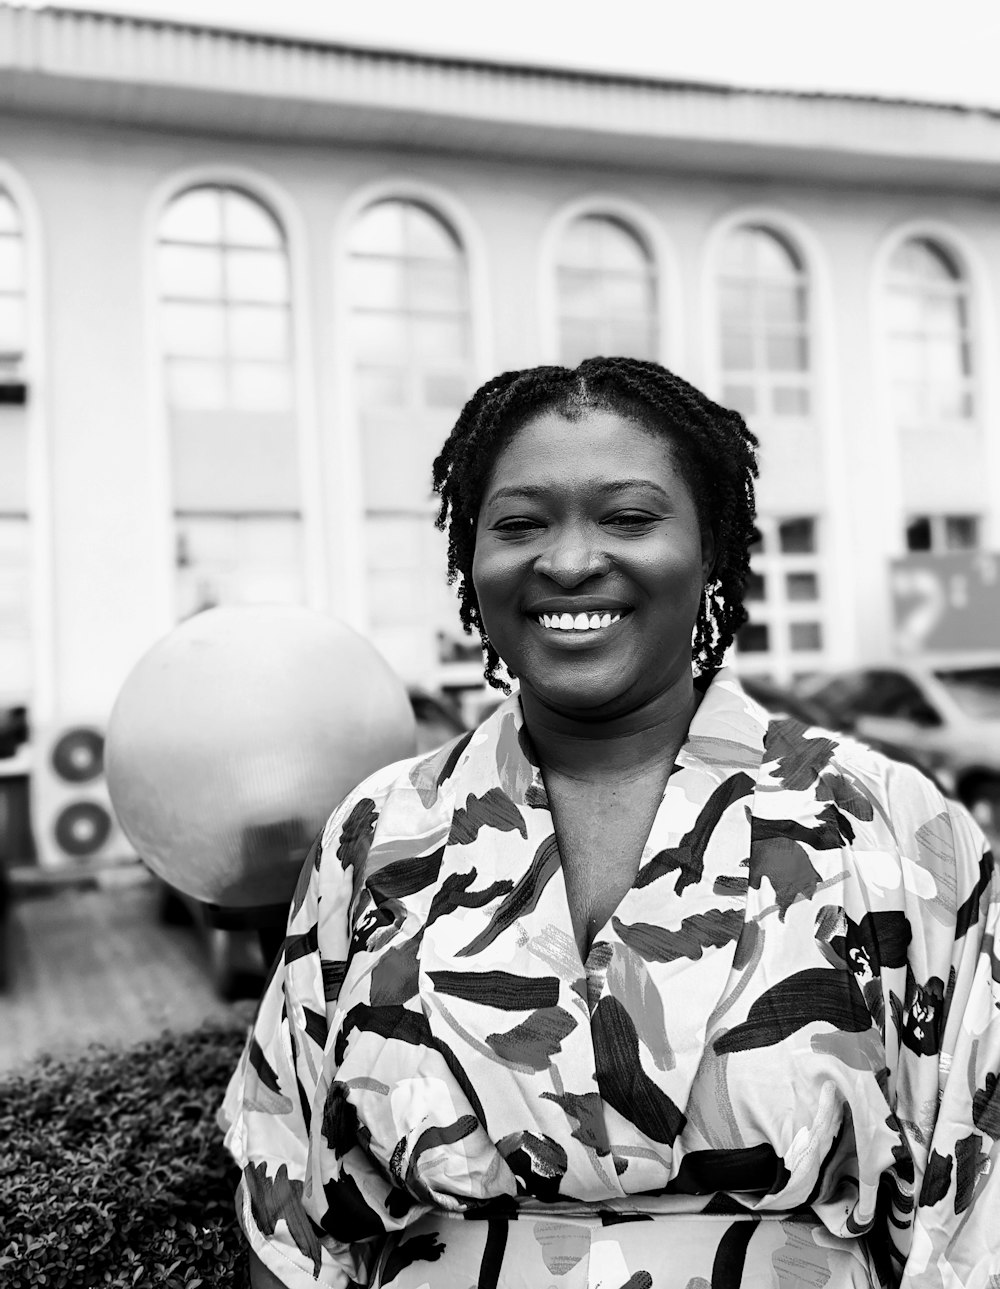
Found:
[432,356,759,691]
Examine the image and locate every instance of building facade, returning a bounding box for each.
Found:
[1,5,999,864]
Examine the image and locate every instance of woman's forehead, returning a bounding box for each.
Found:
[484,406,687,495]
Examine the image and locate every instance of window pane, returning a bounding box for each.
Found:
[223,192,281,248]
[890,238,958,282]
[230,362,293,412]
[352,312,410,361]
[765,333,808,372]
[725,226,799,279]
[885,287,924,332]
[745,571,766,601]
[892,383,925,426]
[721,331,754,370]
[349,258,407,311]
[925,336,964,382]
[923,291,965,333]
[229,305,289,360]
[722,384,756,417]
[403,205,460,260]
[737,622,769,652]
[157,244,224,300]
[425,371,468,409]
[0,193,19,234]
[762,284,806,325]
[778,517,815,553]
[412,316,467,362]
[786,572,818,601]
[160,189,223,244]
[0,238,24,292]
[905,516,932,551]
[790,621,823,651]
[606,320,657,360]
[592,220,649,271]
[718,282,754,324]
[557,269,603,317]
[408,261,465,312]
[559,320,603,367]
[945,515,979,550]
[356,365,407,408]
[166,359,227,410]
[160,302,227,358]
[349,202,407,255]
[930,383,973,421]
[772,386,810,416]
[0,297,25,352]
[561,216,650,271]
[888,336,923,381]
[176,514,303,618]
[226,249,289,303]
[602,273,653,314]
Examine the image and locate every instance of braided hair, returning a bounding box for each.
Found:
[432,356,759,691]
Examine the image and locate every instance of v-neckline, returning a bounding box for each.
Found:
[541,763,678,967]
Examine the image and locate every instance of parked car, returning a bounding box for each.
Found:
[156,686,471,997]
[795,662,1000,843]
[739,673,951,794]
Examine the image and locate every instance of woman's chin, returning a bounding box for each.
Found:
[520,668,644,721]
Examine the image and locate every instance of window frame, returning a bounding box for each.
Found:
[554,212,659,366]
[884,235,975,430]
[716,222,813,425]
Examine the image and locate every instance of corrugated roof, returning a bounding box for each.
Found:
[34,3,998,120]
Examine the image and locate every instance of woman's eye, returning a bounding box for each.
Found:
[492,518,541,534]
[605,512,656,529]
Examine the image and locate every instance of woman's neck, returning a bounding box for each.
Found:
[519,675,700,786]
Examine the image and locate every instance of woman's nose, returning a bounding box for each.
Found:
[534,530,611,586]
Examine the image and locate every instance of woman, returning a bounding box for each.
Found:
[221,357,1000,1288]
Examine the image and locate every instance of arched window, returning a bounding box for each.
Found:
[347,198,474,682]
[556,214,657,365]
[0,186,31,702]
[717,224,810,421]
[885,237,973,427]
[718,225,824,682]
[156,185,303,618]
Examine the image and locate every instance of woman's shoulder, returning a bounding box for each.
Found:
[318,706,507,843]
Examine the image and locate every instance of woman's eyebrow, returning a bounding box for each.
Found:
[484,479,671,504]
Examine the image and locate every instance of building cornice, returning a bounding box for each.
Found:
[4,4,1000,187]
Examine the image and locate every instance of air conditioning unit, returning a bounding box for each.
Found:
[0,354,27,405]
[30,724,135,872]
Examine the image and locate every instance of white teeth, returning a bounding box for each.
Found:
[537,611,625,631]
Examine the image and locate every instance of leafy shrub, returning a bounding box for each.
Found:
[0,1021,250,1288]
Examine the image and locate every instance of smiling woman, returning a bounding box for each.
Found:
[221,358,1000,1289]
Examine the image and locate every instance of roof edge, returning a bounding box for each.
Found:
[24,2,1000,120]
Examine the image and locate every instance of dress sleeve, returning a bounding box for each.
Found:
[220,782,386,1289]
[880,765,1000,1288]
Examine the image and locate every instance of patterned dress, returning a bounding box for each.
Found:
[220,669,1000,1288]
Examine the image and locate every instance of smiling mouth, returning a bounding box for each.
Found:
[535,611,624,632]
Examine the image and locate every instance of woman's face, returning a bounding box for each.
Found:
[472,406,714,720]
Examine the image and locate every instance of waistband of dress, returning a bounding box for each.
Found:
[440,1202,822,1225]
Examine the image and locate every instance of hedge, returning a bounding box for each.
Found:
[0,1021,251,1289]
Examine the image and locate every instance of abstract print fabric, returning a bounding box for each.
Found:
[220,670,1000,1289]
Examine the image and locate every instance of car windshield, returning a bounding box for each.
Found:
[934,668,1000,720]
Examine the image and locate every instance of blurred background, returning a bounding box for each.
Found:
[2,0,1000,1065]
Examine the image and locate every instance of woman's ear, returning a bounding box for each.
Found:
[701,527,716,582]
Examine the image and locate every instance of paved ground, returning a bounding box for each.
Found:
[0,870,258,1077]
